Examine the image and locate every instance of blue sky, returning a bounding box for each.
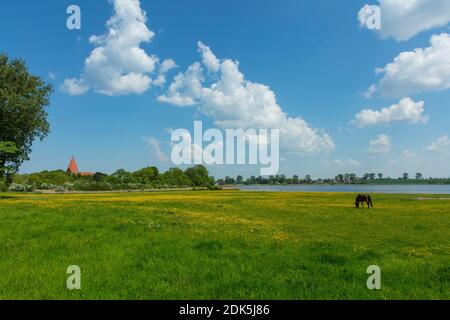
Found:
[1,0,449,179]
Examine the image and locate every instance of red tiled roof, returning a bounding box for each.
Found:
[67,157,79,174]
[79,172,94,176]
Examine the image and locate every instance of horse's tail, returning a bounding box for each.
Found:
[368,195,373,207]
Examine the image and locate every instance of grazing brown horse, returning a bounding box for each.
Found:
[355,194,373,208]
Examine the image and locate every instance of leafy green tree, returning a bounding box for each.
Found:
[93,172,107,182]
[161,168,192,187]
[0,142,17,179]
[184,165,212,187]
[236,175,243,185]
[133,167,159,184]
[415,173,423,180]
[0,54,53,183]
[111,169,132,184]
[0,142,17,154]
[224,176,236,185]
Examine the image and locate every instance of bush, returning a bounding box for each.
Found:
[55,186,66,193]
[8,183,36,192]
[8,183,25,192]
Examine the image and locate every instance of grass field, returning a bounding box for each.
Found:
[0,191,449,300]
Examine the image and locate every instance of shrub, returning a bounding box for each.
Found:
[8,183,25,192]
[55,186,66,193]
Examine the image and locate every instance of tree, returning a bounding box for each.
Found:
[184,165,212,187]
[111,169,132,184]
[236,175,243,185]
[415,173,423,180]
[349,173,357,182]
[224,176,236,185]
[160,168,191,187]
[402,173,409,180]
[0,142,17,179]
[133,167,159,184]
[0,54,53,184]
[377,173,383,180]
[93,172,107,182]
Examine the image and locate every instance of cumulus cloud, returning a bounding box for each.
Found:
[143,136,169,163]
[61,0,174,96]
[61,78,89,95]
[358,0,450,41]
[352,97,428,127]
[158,42,335,154]
[368,33,450,98]
[159,59,177,74]
[153,59,178,87]
[426,135,450,154]
[368,134,392,154]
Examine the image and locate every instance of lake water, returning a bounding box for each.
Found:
[239,184,450,194]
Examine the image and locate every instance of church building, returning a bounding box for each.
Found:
[66,157,94,176]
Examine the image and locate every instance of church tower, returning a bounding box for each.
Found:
[67,157,79,174]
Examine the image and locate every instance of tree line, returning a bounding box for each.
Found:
[217,173,450,186]
[9,165,216,192]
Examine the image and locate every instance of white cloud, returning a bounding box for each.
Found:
[153,59,178,87]
[368,134,392,154]
[359,0,450,41]
[426,135,450,154]
[62,0,173,96]
[61,78,89,95]
[362,84,377,99]
[158,42,335,154]
[143,136,169,163]
[352,97,428,127]
[198,42,221,72]
[160,59,177,74]
[158,62,204,106]
[331,159,361,167]
[369,33,450,97]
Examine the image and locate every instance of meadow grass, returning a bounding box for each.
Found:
[0,191,449,300]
